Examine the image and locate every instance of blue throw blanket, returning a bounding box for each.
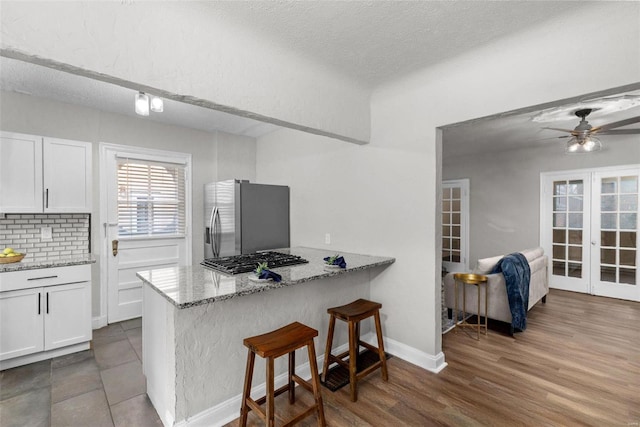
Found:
[490,252,530,331]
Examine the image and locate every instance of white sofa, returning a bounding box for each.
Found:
[443,247,549,329]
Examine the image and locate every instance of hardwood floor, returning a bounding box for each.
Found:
[228,289,640,426]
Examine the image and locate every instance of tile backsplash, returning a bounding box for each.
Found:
[0,214,90,261]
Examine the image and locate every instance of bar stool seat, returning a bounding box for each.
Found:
[322,299,388,402]
[240,322,326,427]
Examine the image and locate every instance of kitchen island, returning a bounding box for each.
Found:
[136,247,394,427]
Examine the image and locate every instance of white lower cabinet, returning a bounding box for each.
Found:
[0,264,92,369]
[0,288,44,360]
[44,282,92,350]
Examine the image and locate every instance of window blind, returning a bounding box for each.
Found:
[117,158,186,237]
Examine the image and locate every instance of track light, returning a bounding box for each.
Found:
[135,92,150,116]
[150,96,164,113]
[135,92,163,116]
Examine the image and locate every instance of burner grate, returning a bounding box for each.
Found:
[201,251,308,274]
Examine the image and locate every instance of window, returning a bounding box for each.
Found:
[117,158,186,237]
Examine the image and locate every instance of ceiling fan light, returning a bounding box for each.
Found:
[150,96,164,113]
[135,92,150,116]
[565,135,602,154]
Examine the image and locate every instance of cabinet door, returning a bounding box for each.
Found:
[44,282,91,350]
[0,288,44,360]
[0,132,43,213]
[43,138,92,212]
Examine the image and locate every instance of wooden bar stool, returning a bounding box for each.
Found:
[322,298,388,402]
[240,322,326,427]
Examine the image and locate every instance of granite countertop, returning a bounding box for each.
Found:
[0,254,96,272]
[136,247,395,309]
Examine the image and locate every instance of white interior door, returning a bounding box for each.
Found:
[102,144,192,323]
[541,172,591,293]
[591,169,639,301]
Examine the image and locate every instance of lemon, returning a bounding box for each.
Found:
[0,254,5,258]
[3,248,14,255]
[7,253,18,257]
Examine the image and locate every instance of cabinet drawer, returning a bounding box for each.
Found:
[0,264,91,292]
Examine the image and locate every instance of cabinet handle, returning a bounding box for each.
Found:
[38,292,41,315]
[27,275,58,281]
[45,188,49,208]
[46,292,49,314]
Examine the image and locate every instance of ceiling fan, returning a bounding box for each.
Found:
[544,109,640,153]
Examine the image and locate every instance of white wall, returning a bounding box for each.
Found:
[258,2,640,363]
[443,136,640,267]
[0,1,370,143]
[0,90,256,320]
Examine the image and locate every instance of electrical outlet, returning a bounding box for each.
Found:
[41,226,52,241]
[325,233,331,244]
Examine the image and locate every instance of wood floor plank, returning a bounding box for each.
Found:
[226,290,640,426]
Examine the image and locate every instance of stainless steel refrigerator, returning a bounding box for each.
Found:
[204,180,290,258]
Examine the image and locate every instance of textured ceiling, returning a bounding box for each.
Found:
[207,1,578,87]
[1,1,636,155]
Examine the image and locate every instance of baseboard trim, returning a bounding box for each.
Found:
[0,342,90,370]
[92,315,108,330]
[174,335,446,426]
[365,335,447,374]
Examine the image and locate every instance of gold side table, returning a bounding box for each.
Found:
[453,273,488,340]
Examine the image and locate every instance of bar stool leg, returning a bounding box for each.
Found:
[239,349,255,427]
[348,320,358,402]
[373,311,388,381]
[306,339,326,427]
[288,350,295,404]
[322,315,336,382]
[266,356,275,427]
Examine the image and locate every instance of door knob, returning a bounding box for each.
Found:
[112,240,119,256]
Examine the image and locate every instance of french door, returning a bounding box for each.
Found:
[442,179,469,273]
[541,165,639,302]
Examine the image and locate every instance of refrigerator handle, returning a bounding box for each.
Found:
[208,207,217,257]
[213,207,221,258]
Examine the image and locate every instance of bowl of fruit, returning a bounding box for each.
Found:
[0,248,26,264]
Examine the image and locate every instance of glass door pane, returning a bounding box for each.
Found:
[442,180,468,273]
[592,169,639,302]
[552,179,585,280]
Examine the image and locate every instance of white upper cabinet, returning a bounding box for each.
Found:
[0,132,92,213]
[43,138,92,212]
[0,132,43,212]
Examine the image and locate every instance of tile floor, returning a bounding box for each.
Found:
[0,318,163,427]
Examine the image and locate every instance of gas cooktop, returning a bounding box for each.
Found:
[201,251,309,275]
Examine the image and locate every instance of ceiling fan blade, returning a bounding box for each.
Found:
[597,128,640,135]
[591,116,640,133]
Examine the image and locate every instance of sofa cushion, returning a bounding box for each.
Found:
[473,254,504,274]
